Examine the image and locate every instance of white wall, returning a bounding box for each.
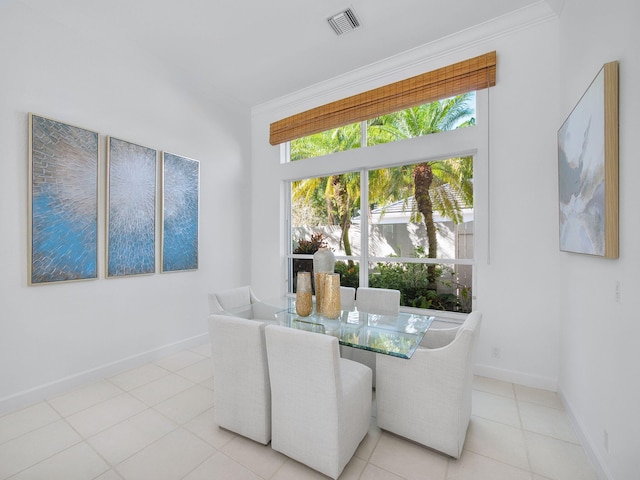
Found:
[0,3,251,412]
[252,3,562,389]
[474,16,562,390]
[557,1,640,478]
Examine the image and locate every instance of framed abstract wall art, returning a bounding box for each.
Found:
[558,61,619,258]
[106,137,157,277]
[161,152,200,272]
[28,114,99,284]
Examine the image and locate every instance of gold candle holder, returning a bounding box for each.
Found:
[295,272,313,317]
[314,272,328,315]
[323,273,342,319]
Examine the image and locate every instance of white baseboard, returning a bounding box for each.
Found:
[558,390,612,480]
[0,333,209,416]
[474,363,558,391]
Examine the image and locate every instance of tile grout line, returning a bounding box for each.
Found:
[512,382,536,479]
[0,405,61,448]
[44,391,199,478]
[2,412,90,480]
[45,381,128,420]
[49,396,119,476]
[170,434,218,480]
[103,362,175,393]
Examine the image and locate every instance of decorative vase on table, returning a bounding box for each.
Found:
[313,247,335,272]
[295,272,313,317]
[323,273,342,319]
[313,248,335,315]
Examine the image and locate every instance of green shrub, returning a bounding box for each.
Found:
[368,247,467,312]
[335,261,359,288]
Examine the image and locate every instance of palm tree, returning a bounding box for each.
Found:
[291,124,361,258]
[291,123,394,261]
[292,170,394,261]
[368,94,474,289]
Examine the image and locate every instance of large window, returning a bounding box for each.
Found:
[289,156,473,313]
[287,96,475,314]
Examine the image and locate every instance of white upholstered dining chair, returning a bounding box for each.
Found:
[209,285,280,320]
[208,314,271,444]
[340,286,356,310]
[341,287,401,386]
[355,287,401,316]
[264,324,372,479]
[375,311,483,458]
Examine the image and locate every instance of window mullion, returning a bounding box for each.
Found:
[368,257,474,265]
[284,181,293,294]
[361,120,367,148]
[360,167,369,288]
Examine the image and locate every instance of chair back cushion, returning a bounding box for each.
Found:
[340,286,356,311]
[265,326,342,472]
[214,285,252,311]
[356,287,400,315]
[265,324,371,479]
[208,293,224,314]
[265,325,341,419]
[208,314,271,444]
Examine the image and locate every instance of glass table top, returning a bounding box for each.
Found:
[271,299,434,359]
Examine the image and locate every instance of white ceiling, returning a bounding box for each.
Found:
[17,0,561,108]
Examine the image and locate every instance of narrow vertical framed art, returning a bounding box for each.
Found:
[161,152,200,272]
[28,113,99,284]
[106,137,157,277]
[558,61,619,258]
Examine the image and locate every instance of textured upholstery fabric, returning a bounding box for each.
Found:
[209,286,257,315]
[208,314,271,444]
[355,287,401,316]
[265,325,372,479]
[209,286,280,320]
[420,325,458,348]
[376,311,483,458]
[343,287,401,386]
[340,286,356,310]
[338,287,356,359]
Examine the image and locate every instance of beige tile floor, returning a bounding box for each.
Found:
[0,343,599,480]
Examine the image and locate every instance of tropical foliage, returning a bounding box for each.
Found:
[368,94,474,288]
[290,94,475,311]
[369,247,466,312]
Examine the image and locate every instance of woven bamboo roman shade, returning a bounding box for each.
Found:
[269,51,496,145]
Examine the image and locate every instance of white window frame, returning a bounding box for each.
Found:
[281,89,489,321]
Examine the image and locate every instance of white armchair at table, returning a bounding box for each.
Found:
[209,285,280,320]
[375,311,482,458]
[265,324,372,479]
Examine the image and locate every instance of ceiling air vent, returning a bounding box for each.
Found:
[328,8,360,35]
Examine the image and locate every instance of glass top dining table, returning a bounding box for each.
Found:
[258,297,435,359]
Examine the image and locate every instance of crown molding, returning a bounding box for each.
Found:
[253,1,557,119]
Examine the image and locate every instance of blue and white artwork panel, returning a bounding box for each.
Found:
[107,137,157,277]
[161,152,199,272]
[29,114,99,285]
